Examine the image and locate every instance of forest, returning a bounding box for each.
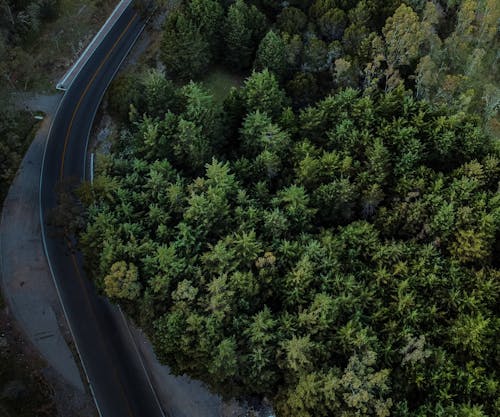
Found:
[0,0,61,201]
[80,0,499,416]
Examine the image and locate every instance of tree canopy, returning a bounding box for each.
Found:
[85,0,500,415]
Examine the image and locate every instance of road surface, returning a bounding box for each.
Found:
[39,4,165,417]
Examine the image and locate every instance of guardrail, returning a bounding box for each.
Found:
[56,0,133,91]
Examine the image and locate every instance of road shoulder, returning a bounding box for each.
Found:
[0,98,96,415]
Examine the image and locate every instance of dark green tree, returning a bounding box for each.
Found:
[242,69,288,118]
[224,0,267,70]
[161,10,211,79]
[276,6,307,35]
[254,30,288,79]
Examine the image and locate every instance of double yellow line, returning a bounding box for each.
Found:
[59,12,138,180]
[60,11,139,417]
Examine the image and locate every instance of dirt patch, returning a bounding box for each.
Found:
[0,297,56,417]
[0,299,96,417]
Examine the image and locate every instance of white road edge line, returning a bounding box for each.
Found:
[118,306,166,417]
[81,16,167,417]
[90,153,94,184]
[40,6,142,417]
[83,19,146,180]
[39,92,104,417]
[56,0,132,91]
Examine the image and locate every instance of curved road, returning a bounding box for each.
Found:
[40,5,165,417]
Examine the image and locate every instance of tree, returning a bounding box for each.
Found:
[313,178,357,224]
[232,229,262,267]
[161,10,211,79]
[185,0,223,53]
[339,351,392,417]
[415,55,439,99]
[450,313,491,359]
[282,32,303,71]
[450,228,492,264]
[254,30,287,79]
[224,0,267,70]
[382,4,426,68]
[276,372,323,417]
[318,8,347,41]
[308,0,336,21]
[242,307,279,393]
[181,81,223,144]
[209,338,238,382]
[240,111,290,156]
[342,23,369,56]
[273,185,315,232]
[333,57,358,87]
[82,31,500,415]
[302,35,329,72]
[280,335,314,374]
[174,119,212,173]
[183,159,237,236]
[242,69,288,118]
[142,69,180,118]
[286,72,319,107]
[104,261,142,300]
[276,7,307,35]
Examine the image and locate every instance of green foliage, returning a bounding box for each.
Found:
[160,8,212,79]
[0,108,36,202]
[224,0,267,70]
[108,72,144,120]
[254,30,287,78]
[142,69,182,118]
[382,3,426,68]
[83,80,500,414]
[276,7,307,35]
[317,7,347,41]
[82,0,500,414]
[286,72,319,107]
[0,0,61,44]
[185,0,223,52]
[242,69,288,119]
[104,261,142,300]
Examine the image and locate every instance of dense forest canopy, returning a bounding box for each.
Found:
[81,0,500,416]
[157,0,499,133]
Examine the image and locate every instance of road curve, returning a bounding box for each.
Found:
[40,5,165,417]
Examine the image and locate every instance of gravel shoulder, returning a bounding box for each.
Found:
[126,321,257,417]
[0,98,96,416]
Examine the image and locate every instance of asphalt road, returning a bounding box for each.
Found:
[39,5,165,417]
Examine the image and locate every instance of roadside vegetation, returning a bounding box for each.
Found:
[0,108,39,202]
[0,1,113,414]
[0,0,116,91]
[0,0,117,201]
[81,0,499,415]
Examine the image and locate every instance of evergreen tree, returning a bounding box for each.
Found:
[254,30,287,79]
[224,0,267,70]
[161,10,212,79]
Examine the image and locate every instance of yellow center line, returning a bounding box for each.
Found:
[59,11,140,417]
[59,12,138,180]
[70,253,135,417]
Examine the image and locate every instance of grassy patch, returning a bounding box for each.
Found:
[202,67,245,103]
[20,0,116,92]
